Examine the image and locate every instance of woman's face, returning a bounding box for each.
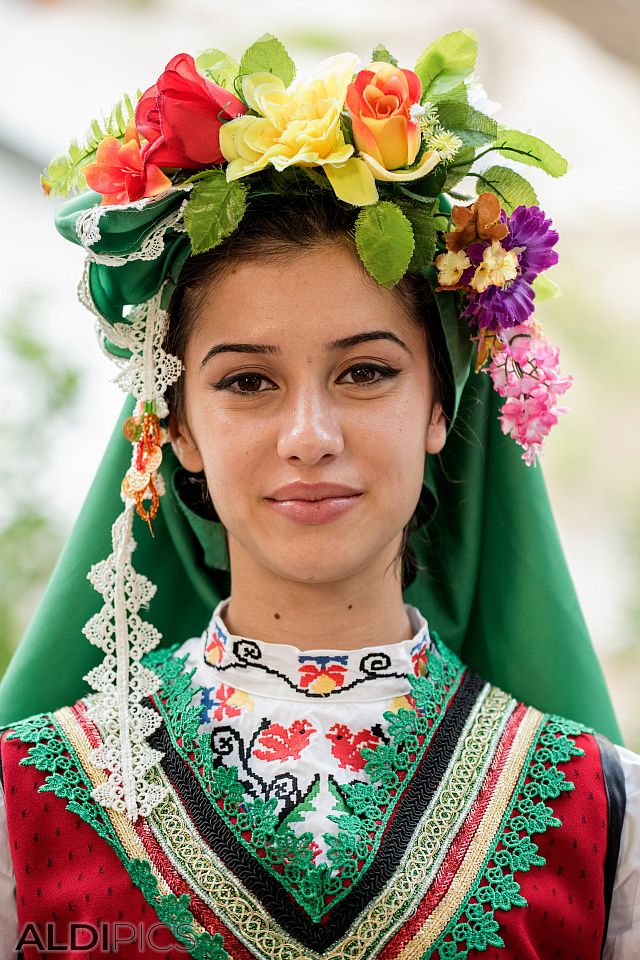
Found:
[170,242,446,586]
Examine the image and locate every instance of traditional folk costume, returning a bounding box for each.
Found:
[0,29,637,959]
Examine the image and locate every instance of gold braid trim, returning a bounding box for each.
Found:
[136,685,518,960]
[395,704,544,960]
[55,692,542,960]
[55,707,184,908]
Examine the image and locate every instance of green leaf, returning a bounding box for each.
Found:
[443,145,475,191]
[196,48,240,92]
[436,80,469,104]
[398,165,447,200]
[532,273,562,301]
[436,101,497,148]
[303,167,333,191]
[495,127,569,178]
[355,202,414,287]
[184,173,248,254]
[41,92,139,197]
[396,200,437,272]
[371,44,398,66]
[239,33,296,87]
[474,165,538,213]
[415,29,478,99]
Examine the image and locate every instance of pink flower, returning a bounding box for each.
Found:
[486,323,572,465]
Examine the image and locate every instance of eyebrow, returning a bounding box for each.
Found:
[200,330,411,369]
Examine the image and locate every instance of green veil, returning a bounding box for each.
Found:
[0,190,623,742]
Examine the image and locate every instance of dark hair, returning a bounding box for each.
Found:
[165,187,454,589]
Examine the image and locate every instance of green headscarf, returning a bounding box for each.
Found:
[0,190,622,742]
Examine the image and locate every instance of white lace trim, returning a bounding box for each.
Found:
[75,188,189,266]
[76,196,186,820]
[83,506,167,819]
[108,291,182,418]
[78,269,183,417]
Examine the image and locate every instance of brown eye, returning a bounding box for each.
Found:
[351,366,378,383]
[212,372,277,394]
[339,363,401,386]
[235,375,266,392]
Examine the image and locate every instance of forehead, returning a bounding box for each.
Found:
[190,243,421,350]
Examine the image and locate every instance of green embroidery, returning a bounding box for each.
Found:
[432,713,589,959]
[3,651,593,959]
[4,714,228,960]
[144,634,464,922]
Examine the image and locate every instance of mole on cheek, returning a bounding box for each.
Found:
[274,612,281,620]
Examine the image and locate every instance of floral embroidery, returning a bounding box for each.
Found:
[3,641,592,958]
[199,599,433,698]
[144,633,465,921]
[200,683,253,723]
[298,655,348,694]
[204,623,227,666]
[253,720,317,762]
[411,638,429,677]
[389,692,418,713]
[326,722,383,771]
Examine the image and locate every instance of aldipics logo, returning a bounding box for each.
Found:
[15,921,198,954]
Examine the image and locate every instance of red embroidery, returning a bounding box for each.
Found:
[212,684,242,721]
[205,624,226,666]
[254,720,316,761]
[298,661,347,693]
[325,723,382,771]
[411,640,428,677]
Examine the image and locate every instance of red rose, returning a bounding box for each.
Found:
[136,53,246,169]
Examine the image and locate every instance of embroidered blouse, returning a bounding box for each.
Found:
[0,600,638,957]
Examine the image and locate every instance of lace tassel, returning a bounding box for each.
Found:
[76,255,183,820]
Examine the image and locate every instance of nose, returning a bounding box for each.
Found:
[276,382,345,465]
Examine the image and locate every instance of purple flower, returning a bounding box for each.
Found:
[464,275,535,331]
[504,205,559,281]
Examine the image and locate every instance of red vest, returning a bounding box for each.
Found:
[0,666,623,960]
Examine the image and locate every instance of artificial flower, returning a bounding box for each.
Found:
[219,53,378,207]
[502,204,559,281]
[487,323,572,465]
[84,121,171,206]
[465,74,501,117]
[136,53,246,169]
[357,148,442,183]
[435,249,472,287]
[345,62,422,171]
[445,193,508,253]
[464,274,535,331]
[470,240,519,293]
[499,392,562,465]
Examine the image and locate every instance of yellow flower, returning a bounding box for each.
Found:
[219,53,378,207]
[228,689,254,712]
[359,148,441,183]
[471,240,519,293]
[435,249,471,287]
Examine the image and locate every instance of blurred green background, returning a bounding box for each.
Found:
[0,0,638,745]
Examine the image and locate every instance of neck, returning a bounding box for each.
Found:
[224,538,412,651]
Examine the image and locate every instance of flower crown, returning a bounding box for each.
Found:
[44,30,574,822]
[46,30,571,468]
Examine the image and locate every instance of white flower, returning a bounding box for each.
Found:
[465,74,501,117]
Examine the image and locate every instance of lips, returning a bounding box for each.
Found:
[266,482,364,502]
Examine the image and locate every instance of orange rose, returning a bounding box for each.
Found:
[346,63,422,171]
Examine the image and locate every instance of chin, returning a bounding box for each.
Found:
[259,537,391,585]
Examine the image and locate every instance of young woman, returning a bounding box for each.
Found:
[0,34,637,959]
